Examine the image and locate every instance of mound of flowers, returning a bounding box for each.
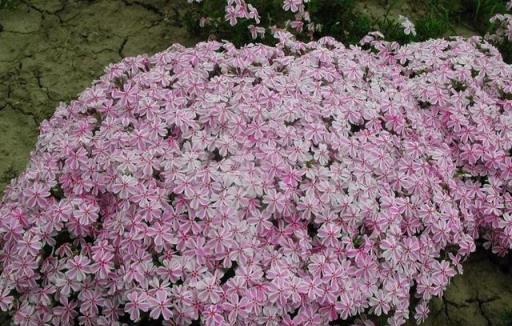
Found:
[1,32,511,325]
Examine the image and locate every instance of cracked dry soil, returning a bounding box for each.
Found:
[417,250,512,326]
[1,1,512,325]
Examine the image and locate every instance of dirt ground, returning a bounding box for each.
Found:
[0,1,511,325]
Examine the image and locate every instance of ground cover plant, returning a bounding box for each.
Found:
[183,0,512,61]
[0,0,15,9]
[184,0,404,45]
[0,26,512,325]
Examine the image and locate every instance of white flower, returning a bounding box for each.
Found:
[398,15,416,36]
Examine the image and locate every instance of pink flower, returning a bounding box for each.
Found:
[111,82,139,107]
[111,175,138,199]
[317,223,341,247]
[0,286,13,311]
[66,255,92,282]
[74,200,99,226]
[148,290,173,320]
[204,304,225,326]
[248,25,265,40]
[414,301,430,323]
[80,289,104,316]
[197,274,223,304]
[53,296,78,324]
[282,0,302,13]
[369,290,391,316]
[225,5,238,26]
[268,278,290,307]
[298,275,323,301]
[90,250,114,280]
[147,222,177,248]
[24,183,50,209]
[125,291,150,321]
[222,293,249,323]
[17,232,41,257]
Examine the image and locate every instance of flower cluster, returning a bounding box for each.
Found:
[1,32,512,325]
[189,0,321,40]
[485,1,512,44]
[486,13,512,43]
[398,15,416,37]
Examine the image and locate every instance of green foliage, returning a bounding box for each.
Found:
[382,0,452,42]
[495,37,512,63]
[0,0,17,9]
[378,18,413,44]
[373,1,417,45]
[425,0,464,22]
[183,0,283,47]
[183,0,461,47]
[499,309,512,325]
[0,166,17,185]
[472,0,512,63]
[184,0,373,47]
[432,0,512,63]
[461,0,507,32]
[183,0,512,62]
[307,0,372,44]
[415,13,451,41]
[425,0,507,34]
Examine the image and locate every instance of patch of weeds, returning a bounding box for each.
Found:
[0,166,18,184]
[50,182,65,201]
[378,16,415,45]
[415,14,451,41]
[0,0,17,9]
[461,0,507,32]
[309,0,372,44]
[499,309,512,325]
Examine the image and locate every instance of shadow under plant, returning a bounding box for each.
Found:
[1,1,512,326]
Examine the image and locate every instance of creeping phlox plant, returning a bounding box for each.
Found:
[186,0,424,48]
[1,31,512,325]
[397,15,416,37]
[189,0,323,40]
[487,13,512,43]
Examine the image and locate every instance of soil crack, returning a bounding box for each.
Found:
[120,0,164,17]
[442,296,452,321]
[20,0,67,23]
[445,298,469,308]
[118,37,128,58]
[466,296,500,326]
[2,29,38,35]
[478,300,493,326]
